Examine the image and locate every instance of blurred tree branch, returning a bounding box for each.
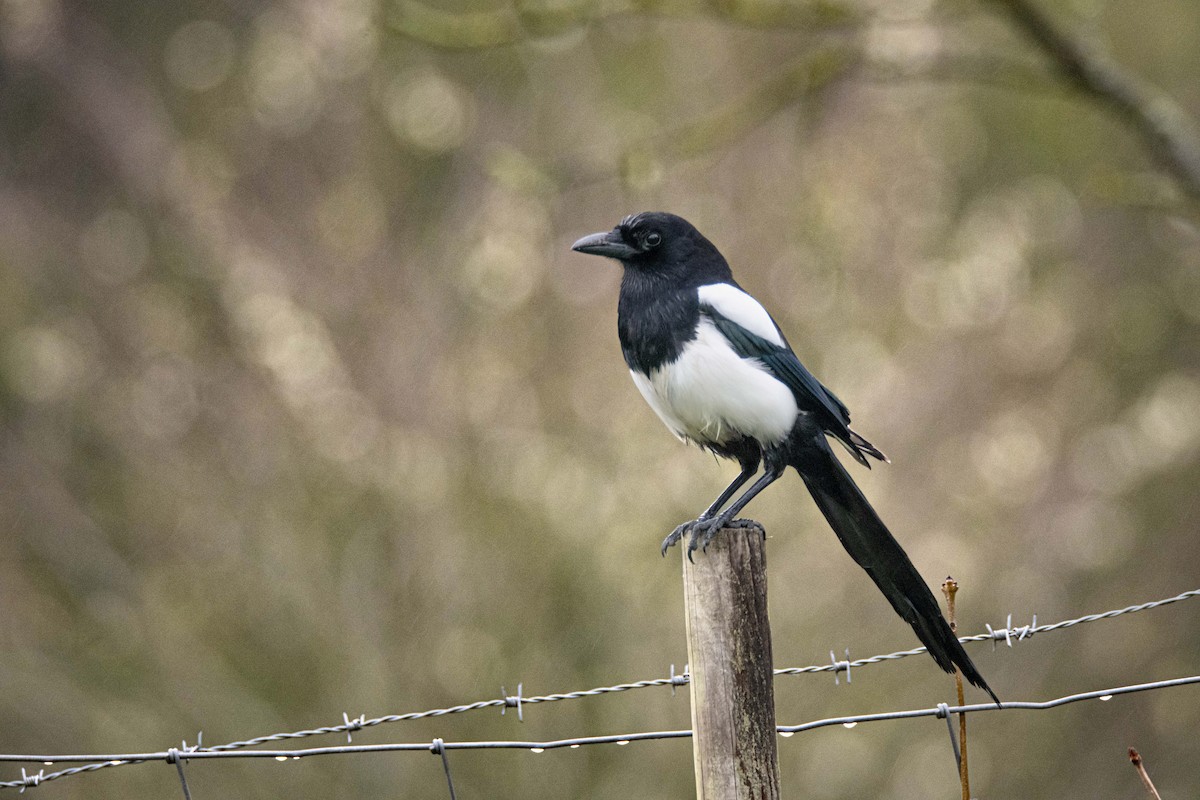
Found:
[550,42,859,189]
[619,45,856,168]
[389,0,860,49]
[396,0,1200,213]
[859,52,1063,96]
[986,0,1200,204]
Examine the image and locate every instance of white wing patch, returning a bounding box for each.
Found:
[629,318,798,447]
[696,283,784,347]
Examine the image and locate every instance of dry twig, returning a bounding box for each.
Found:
[942,577,970,800]
[1129,748,1164,800]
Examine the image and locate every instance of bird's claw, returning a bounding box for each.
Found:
[661,518,764,560]
[661,521,694,557]
[686,518,723,560]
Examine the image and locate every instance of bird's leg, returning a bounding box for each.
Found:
[661,457,759,556]
[699,459,759,519]
[685,466,783,559]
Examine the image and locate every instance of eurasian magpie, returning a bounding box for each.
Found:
[572,211,998,702]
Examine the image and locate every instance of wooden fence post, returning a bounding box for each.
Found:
[682,526,781,799]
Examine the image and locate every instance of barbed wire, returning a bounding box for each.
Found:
[4,674,1198,792]
[777,586,1200,677]
[2,586,1197,792]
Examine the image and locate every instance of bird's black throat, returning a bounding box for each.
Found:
[617,271,700,375]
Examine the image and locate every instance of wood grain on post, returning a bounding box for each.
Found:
[682,526,781,800]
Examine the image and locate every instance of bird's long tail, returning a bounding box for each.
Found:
[790,430,999,704]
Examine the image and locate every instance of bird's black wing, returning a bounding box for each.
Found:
[701,303,876,465]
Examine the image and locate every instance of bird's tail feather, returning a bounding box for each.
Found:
[791,439,998,704]
[832,427,888,468]
[848,428,888,464]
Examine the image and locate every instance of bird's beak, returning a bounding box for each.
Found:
[571,230,638,259]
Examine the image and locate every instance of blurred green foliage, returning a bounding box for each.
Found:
[2,0,1200,797]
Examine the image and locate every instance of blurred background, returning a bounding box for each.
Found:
[3,0,1200,796]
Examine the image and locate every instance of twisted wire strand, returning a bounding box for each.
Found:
[2,587,1197,791]
[3,674,1197,790]
[775,587,1200,675]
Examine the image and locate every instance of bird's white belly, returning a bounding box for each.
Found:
[630,319,798,446]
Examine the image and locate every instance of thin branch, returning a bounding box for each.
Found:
[942,578,970,800]
[1128,749,1164,800]
[985,0,1200,203]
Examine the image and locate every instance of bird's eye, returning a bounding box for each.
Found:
[644,232,662,248]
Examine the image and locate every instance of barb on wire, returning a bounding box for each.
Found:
[342,713,365,744]
[501,684,523,721]
[830,649,851,684]
[2,674,1197,791]
[668,664,688,696]
[15,768,42,794]
[1,587,1196,792]
[986,614,1037,648]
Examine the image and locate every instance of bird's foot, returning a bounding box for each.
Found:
[662,517,764,560]
[685,517,724,560]
[722,518,764,532]
[687,517,765,559]
[661,520,698,557]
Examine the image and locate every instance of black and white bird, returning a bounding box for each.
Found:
[572,211,998,702]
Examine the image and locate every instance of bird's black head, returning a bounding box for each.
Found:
[571,212,731,285]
